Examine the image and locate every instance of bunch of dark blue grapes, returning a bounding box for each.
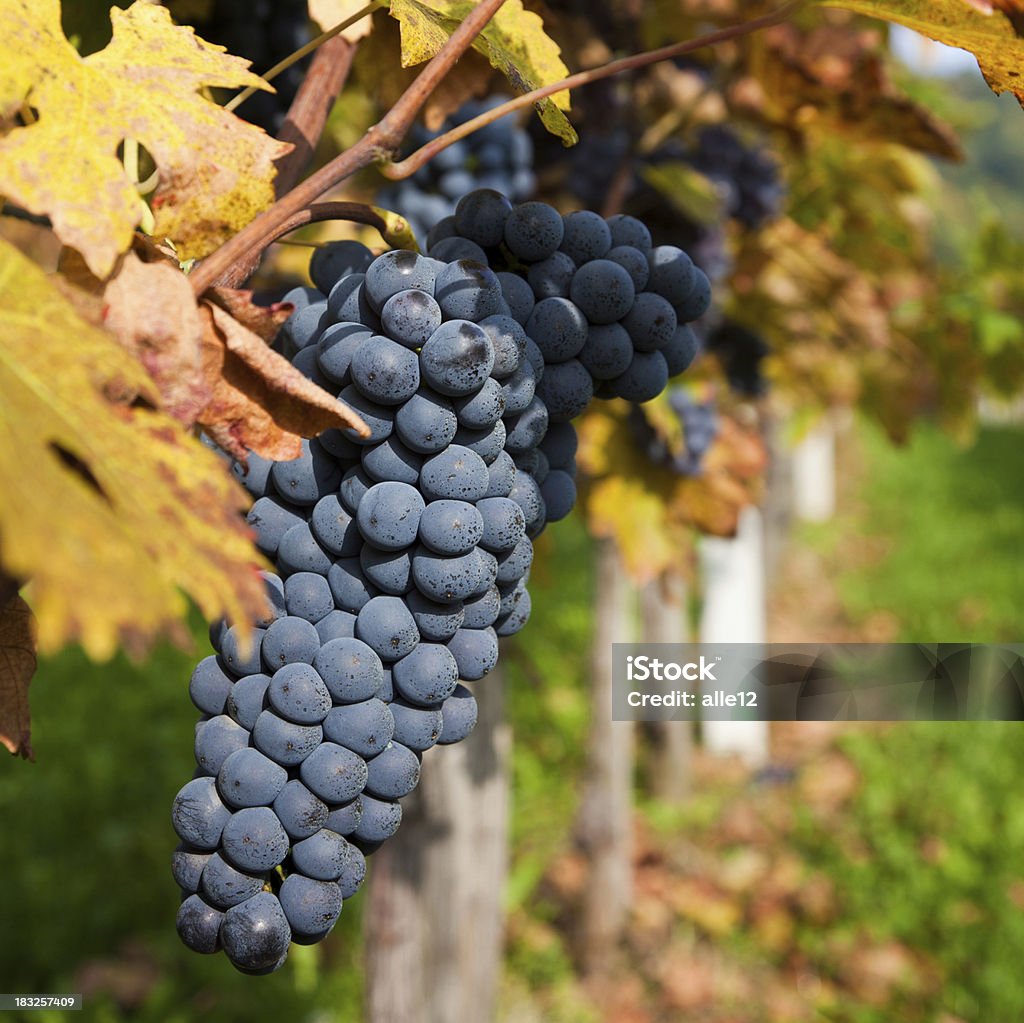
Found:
[628,390,720,478]
[705,318,771,398]
[182,0,312,135]
[171,189,707,973]
[376,97,536,243]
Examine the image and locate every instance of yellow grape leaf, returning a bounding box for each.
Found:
[0,594,36,760]
[390,0,577,144]
[0,238,269,660]
[822,0,1024,105]
[0,1,291,276]
[309,0,376,41]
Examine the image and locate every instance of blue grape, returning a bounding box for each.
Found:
[437,684,479,744]
[610,350,669,402]
[189,656,234,716]
[606,214,653,251]
[327,558,378,614]
[311,495,361,557]
[479,315,527,380]
[256,572,287,629]
[299,742,369,804]
[504,200,564,261]
[496,271,535,326]
[364,741,421,799]
[394,388,458,454]
[503,396,549,455]
[361,436,423,485]
[560,210,611,264]
[356,481,425,551]
[277,522,332,576]
[338,466,375,514]
[527,297,588,363]
[498,578,528,619]
[527,251,576,300]
[579,322,633,381]
[674,266,711,322]
[461,586,501,629]
[278,874,343,944]
[508,469,544,529]
[200,852,266,909]
[501,361,537,416]
[267,662,332,724]
[247,497,304,557]
[495,586,531,636]
[360,544,413,595]
[176,894,224,954]
[336,841,367,899]
[291,827,357,881]
[426,215,457,247]
[195,714,250,777]
[391,642,460,706]
[271,439,342,506]
[273,779,329,840]
[418,499,483,556]
[429,236,488,263]
[569,259,636,324]
[282,302,328,351]
[318,426,362,460]
[315,610,357,644]
[220,626,265,677]
[217,748,288,809]
[523,337,545,381]
[221,892,291,972]
[172,843,210,895]
[313,637,385,703]
[538,420,577,469]
[252,710,323,767]
[310,240,374,293]
[364,251,438,312]
[284,572,334,624]
[381,289,442,349]
[226,673,271,731]
[535,359,593,422]
[662,324,699,376]
[282,286,323,312]
[605,245,650,291]
[411,546,486,604]
[485,449,517,498]
[540,470,577,522]
[495,536,533,585]
[221,807,290,872]
[454,189,513,247]
[172,777,231,850]
[355,595,420,661]
[447,627,499,681]
[317,322,372,386]
[327,275,380,331]
[420,320,495,396]
[532,449,550,485]
[406,590,465,641]
[322,698,395,758]
[338,385,394,446]
[622,292,677,352]
[231,451,273,499]
[646,245,696,306]
[419,444,490,501]
[388,698,444,752]
[352,795,402,846]
[454,377,505,428]
[262,615,321,670]
[351,335,421,405]
[476,497,526,553]
[453,419,506,464]
[325,797,363,837]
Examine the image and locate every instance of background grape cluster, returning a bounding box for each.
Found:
[171,189,708,973]
[628,390,720,478]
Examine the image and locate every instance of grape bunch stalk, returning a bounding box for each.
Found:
[171,188,710,974]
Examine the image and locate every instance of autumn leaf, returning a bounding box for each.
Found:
[0,594,36,760]
[822,0,1024,105]
[197,301,370,462]
[0,1,290,276]
[0,238,269,659]
[390,0,577,144]
[309,0,376,41]
[209,287,296,344]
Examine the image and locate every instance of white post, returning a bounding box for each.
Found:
[698,505,769,767]
[791,418,836,523]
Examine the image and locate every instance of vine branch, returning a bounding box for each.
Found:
[189,0,509,295]
[381,1,804,180]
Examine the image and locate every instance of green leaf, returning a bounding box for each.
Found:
[389,0,577,145]
[640,161,726,226]
[822,0,1024,106]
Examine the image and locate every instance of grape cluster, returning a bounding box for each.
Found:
[628,390,720,478]
[376,98,537,244]
[183,0,312,135]
[705,318,771,398]
[173,190,708,972]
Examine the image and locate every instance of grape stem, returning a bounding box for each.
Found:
[264,201,401,246]
[380,0,804,181]
[188,0,510,295]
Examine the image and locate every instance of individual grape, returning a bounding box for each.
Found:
[273,779,329,840]
[172,843,211,895]
[646,245,696,306]
[406,590,465,642]
[512,449,539,476]
[429,236,488,264]
[364,251,438,312]
[361,436,424,486]
[527,251,576,300]
[263,615,321,670]
[310,240,374,293]
[176,894,224,955]
[560,210,611,264]
[453,419,506,464]
[352,795,402,845]
[508,470,544,529]
[220,626,265,677]
[495,586,532,636]
[527,297,588,363]
[360,544,413,596]
[540,470,577,522]
[454,188,513,247]
[189,656,235,716]
[474,546,499,592]
[495,536,534,585]
[194,714,250,777]
[532,449,550,486]
[388,698,444,752]
[454,377,505,428]
[411,547,486,605]
[325,797,363,837]
[609,350,669,402]
[461,586,501,629]
[336,841,367,899]
[606,213,653,251]
[221,892,291,972]
[503,397,549,455]
[496,272,535,326]
[484,449,517,498]
[476,497,527,553]
[381,289,443,349]
[225,673,271,731]
[674,266,711,322]
[339,467,375,514]
[437,685,479,745]
[247,497,304,558]
[497,578,528,620]
[579,322,633,381]
[426,215,458,248]
[317,322,372,385]
[433,260,507,321]
[569,260,636,325]
[277,522,332,577]
[313,637,385,703]
[172,777,231,850]
[291,827,356,881]
[523,337,546,381]
[355,596,420,662]
[351,335,421,406]
[501,361,537,416]
[221,806,289,873]
[281,303,328,351]
[394,388,458,454]
[447,627,500,681]
[279,874,343,944]
[255,572,288,629]
[504,201,564,261]
[217,748,288,810]
[419,444,490,502]
[662,324,700,376]
[290,345,328,386]
[327,558,379,614]
[621,292,677,352]
[356,481,425,551]
[338,386,394,446]
[391,642,460,706]
[418,499,484,556]
[284,572,334,625]
[327,275,379,330]
[299,742,369,804]
[200,852,266,910]
[271,439,342,507]
[232,451,274,499]
[252,711,323,768]
[604,247,651,294]
[535,359,593,422]
[420,320,495,396]
[315,610,357,645]
[310,495,361,557]
[364,741,421,799]
[267,662,332,725]
[539,420,577,469]
[318,426,362,460]
[322,698,395,759]
[282,285,323,312]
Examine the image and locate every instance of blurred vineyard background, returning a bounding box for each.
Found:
[3,1,1024,1021]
